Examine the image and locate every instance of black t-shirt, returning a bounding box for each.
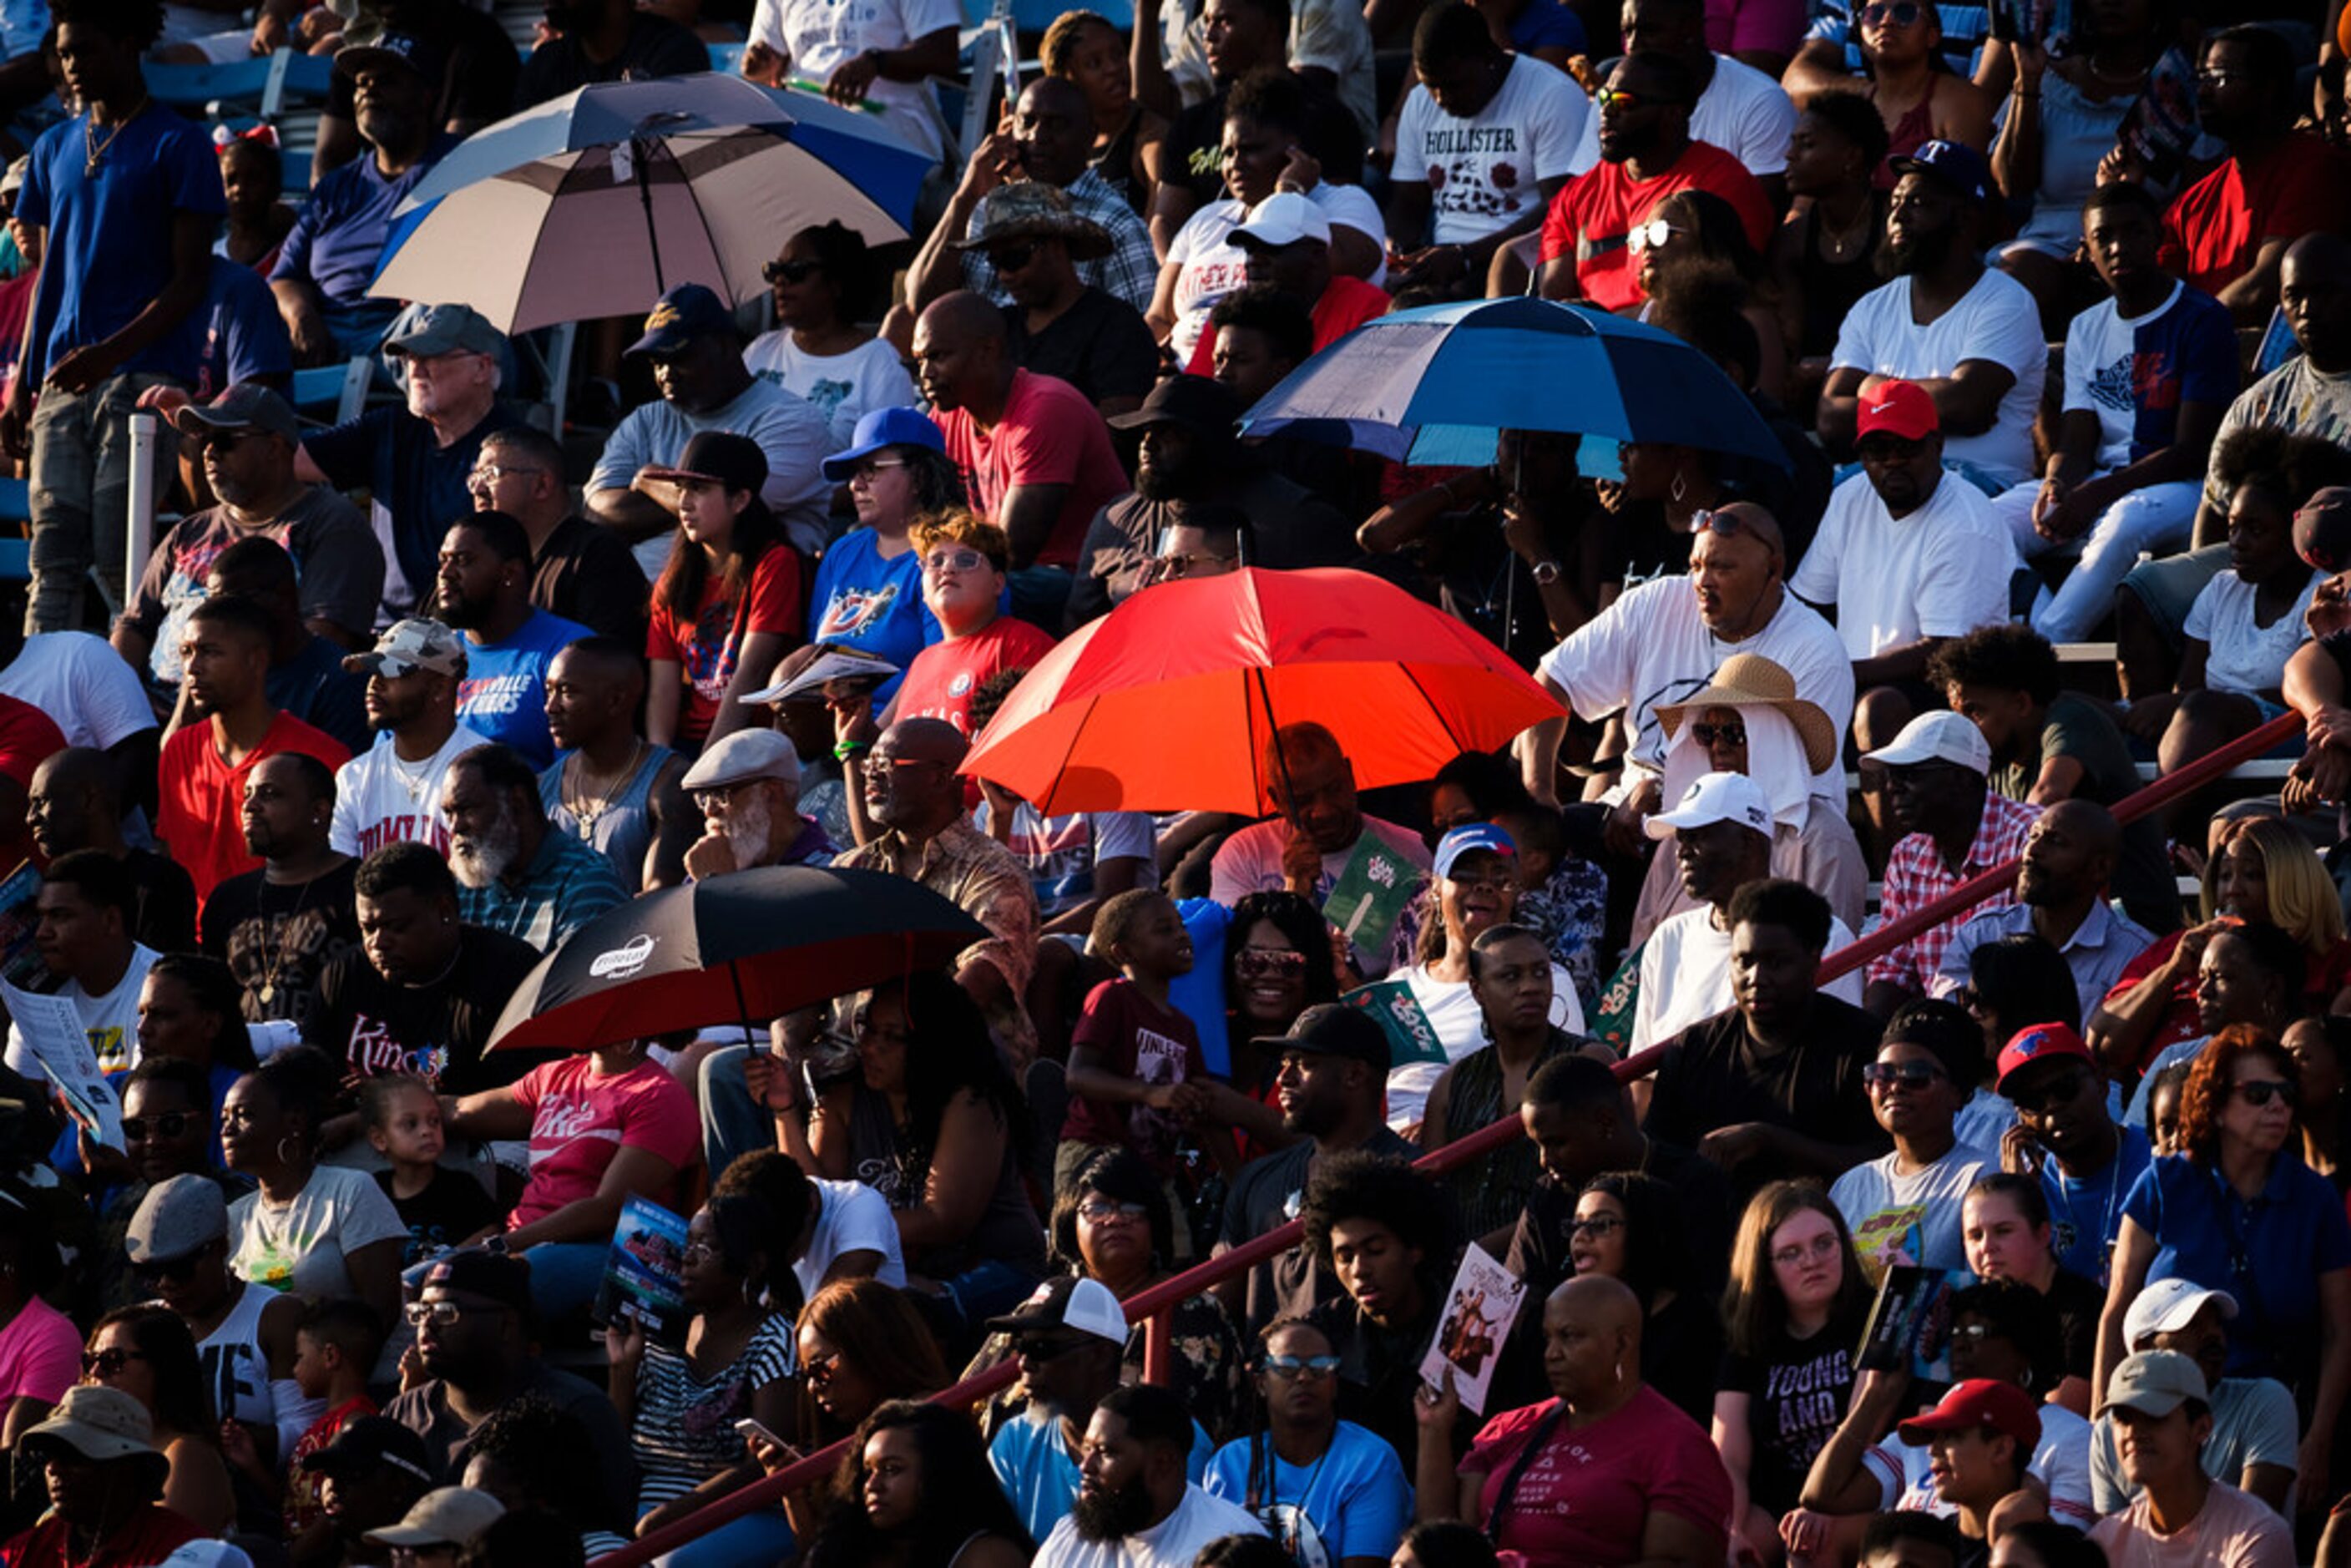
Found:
[515,13,710,109]
[1220,1126,1418,1340]
[124,848,197,957]
[376,1165,501,1267]
[1002,290,1160,412]
[1641,997,1890,1198]
[201,860,361,1039]
[532,514,649,650]
[1719,1299,1870,1517]
[2046,1266,2104,1382]
[311,923,549,1095]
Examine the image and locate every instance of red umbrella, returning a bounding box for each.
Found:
[961,567,1562,815]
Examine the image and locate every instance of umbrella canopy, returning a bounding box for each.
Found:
[367,75,929,333]
[960,567,1563,816]
[486,865,987,1054]
[1236,296,1790,470]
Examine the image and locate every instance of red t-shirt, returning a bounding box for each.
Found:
[507,1055,698,1231]
[2,1504,201,1568]
[1062,977,1209,1176]
[1185,274,1393,376]
[283,1393,377,1533]
[645,546,803,746]
[159,711,350,904]
[2161,134,2347,302]
[937,369,1131,569]
[0,692,65,871]
[1464,1388,1732,1567]
[1538,140,1773,312]
[890,616,1059,738]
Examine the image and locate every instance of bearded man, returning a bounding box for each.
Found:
[677,729,834,881]
[442,743,629,951]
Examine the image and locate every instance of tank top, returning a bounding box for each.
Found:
[1797,201,1886,357]
[1873,89,1939,188]
[1437,1030,1580,1241]
[195,1282,276,1431]
[846,1082,1046,1280]
[538,743,675,892]
[1095,109,1150,217]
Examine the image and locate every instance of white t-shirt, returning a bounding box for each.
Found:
[1034,1483,1269,1568]
[1789,470,2015,661]
[0,632,158,750]
[1631,905,1859,1050]
[746,0,962,161]
[1830,1142,1994,1280]
[1829,269,2049,485]
[1164,0,1378,137]
[1565,53,1797,176]
[226,1165,407,1302]
[791,1177,908,1300]
[1163,185,1386,361]
[1390,959,1585,1136]
[1393,54,1589,249]
[2063,281,2187,472]
[3,943,158,1080]
[1536,580,1854,796]
[329,724,493,860]
[2182,566,2321,698]
[741,333,918,453]
[1868,1399,2097,1531]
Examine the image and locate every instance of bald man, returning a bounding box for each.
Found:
[1534,502,1853,852]
[27,748,199,953]
[538,637,693,893]
[835,717,1043,1067]
[1930,799,2155,1031]
[913,291,1128,618]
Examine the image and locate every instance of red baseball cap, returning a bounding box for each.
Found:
[1995,1022,2096,1096]
[1897,1378,2042,1452]
[1857,379,1939,443]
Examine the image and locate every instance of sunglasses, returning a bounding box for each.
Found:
[1596,87,1680,111]
[1627,218,1689,253]
[1946,1322,2000,1344]
[1567,1214,1623,1239]
[1235,946,1308,978]
[1861,1,1924,25]
[1690,721,1747,748]
[80,1349,147,1378]
[2233,1079,2298,1109]
[2011,1065,2092,1116]
[1261,1354,1339,1380]
[131,1253,205,1285]
[923,548,989,574]
[850,458,908,483]
[986,242,1039,273]
[1863,1060,1947,1092]
[1691,508,1757,540]
[762,258,822,285]
[121,1112,192,1141]
[1150,550,1234,579]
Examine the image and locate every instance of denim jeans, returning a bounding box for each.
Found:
[26,371,182,631]
[698,1044,770,1182]
[1994,478,2202,644]
[653,1510,796,1568]
[519,1241,608,1320]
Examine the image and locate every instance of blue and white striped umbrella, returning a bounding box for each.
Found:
[367,73,929,334]
[1237,296,1791,470]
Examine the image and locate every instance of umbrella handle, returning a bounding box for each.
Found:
[631,133,665,294]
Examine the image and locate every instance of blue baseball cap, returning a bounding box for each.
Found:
[821,405,948,483]
[1888,139,1995,206]
[1433,823,1515,882]
[626,283,738,358]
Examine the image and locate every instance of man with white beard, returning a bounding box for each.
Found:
[677,729,834,881]
[442,744,629,952]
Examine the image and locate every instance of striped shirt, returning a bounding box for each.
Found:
[629,1314,797,1514]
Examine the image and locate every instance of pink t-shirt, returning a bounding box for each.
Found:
[1464,1388,1732,1567]
[2090,1479,2296,1568]
[507,1057,699,1231]
[0,1296,81,1405]
[935,369,1130,569]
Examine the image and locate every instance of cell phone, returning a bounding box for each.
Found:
[734,1418,786,1449]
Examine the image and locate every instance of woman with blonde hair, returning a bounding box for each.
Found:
[1711,1182,1868,1568]
[2090,813,2351,1076]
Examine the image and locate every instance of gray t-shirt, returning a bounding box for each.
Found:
[588,379,833,574]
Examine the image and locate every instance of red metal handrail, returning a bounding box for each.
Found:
[591,706,2303,1565]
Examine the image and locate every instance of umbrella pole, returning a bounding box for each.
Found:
[1251,665,1304,837]
[632,134,666,293]
[728,962,756,1056]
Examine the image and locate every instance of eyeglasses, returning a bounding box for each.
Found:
[131,1253,205,1286]
[1863,1060,1947,1092]
[1568,1214,1624,1239]
[1627,218,1689,253]
[80,1349,147,1378]
[1860,1,1924,26]
[1150,550,1234,579]
[121,1113,191,1141]
[1946,1322,2000,1344]
[1013,1334,1091,1363]
[405,1300,485,1328]
[2233,1079,2298,1109]
[1690,721,1747,748]
[985,242,1039,274]
[1596,87,1679,111]
[1078,1198,1149,1226]
[922,548,989,574]
[1235,946,1308,978]
[690,780,761,812]
[762,258,823,284]
[468,463,546,487]
[1770,1234,1842,1269]
[1262,1354,1339,1380]
[850,458,909,483]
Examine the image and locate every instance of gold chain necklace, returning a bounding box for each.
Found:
[565,739,645,842]
[83,96,150,177]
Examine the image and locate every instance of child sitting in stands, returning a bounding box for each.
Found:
[362,1074,498,1267]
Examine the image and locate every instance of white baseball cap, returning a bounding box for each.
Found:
[1860,710,1991,775]
[2124,1277,2237,1347]
[1645,771,1772,840]
[1230,191,1332,250]
[983,1275,1128,1346]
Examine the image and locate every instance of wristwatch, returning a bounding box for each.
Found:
[1530,559,1562,586]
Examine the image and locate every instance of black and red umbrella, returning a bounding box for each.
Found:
[485,864,987,1054]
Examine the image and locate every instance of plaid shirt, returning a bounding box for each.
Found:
[837,820,1041,1065]
[455,828,630,952]
[960,169,1160,314]
[1867,792,2042,992]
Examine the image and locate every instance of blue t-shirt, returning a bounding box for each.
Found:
[988,1407,1213,1545]
[306,402,526,625]
[271,134,459,310]
[2123,1151,2351,1376]
[269,634,372,755]
[1204,1420,1414,1565]
[805,527,941,710]
[195,255,294,401]
[457,607,594,768]
[1509,0,1587,53]
[2040,1124,2152,1288]
[17,103,225,383]
[2060,280,2239,470]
